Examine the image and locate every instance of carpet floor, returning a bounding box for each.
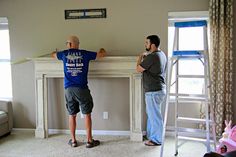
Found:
[0,131,210,157]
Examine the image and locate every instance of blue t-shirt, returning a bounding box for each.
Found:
[57,49,97,89]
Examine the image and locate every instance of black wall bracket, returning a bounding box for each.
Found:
[65,8,106,20]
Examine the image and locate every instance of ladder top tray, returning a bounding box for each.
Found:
[173,50,204,57]
[174,20,207,28]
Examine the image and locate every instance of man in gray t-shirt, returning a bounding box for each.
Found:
[136,35,167,146]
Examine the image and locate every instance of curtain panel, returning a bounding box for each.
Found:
[209,0,234,136]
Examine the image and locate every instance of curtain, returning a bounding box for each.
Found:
[208,0,234,136]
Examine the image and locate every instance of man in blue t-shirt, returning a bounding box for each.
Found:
[52,35,106,148]
[136,35,167,146]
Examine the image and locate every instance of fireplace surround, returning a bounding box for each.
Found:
[33,56,143,141]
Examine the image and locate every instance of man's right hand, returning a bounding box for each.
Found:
[51,49,58,58]
[96,48,107,58]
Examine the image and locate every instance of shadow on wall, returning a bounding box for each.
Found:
[48,78,67,129]
[12,102,35,128]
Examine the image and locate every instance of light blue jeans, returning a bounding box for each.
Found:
[145,89,166,144]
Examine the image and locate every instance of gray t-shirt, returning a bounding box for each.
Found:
[140,51,167,92]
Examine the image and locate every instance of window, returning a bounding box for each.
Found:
[168,12,209,95]
[0,17,12,99]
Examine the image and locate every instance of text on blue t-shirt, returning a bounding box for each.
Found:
[57,49,97,89]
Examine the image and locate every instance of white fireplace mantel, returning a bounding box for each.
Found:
[33,56,143,141]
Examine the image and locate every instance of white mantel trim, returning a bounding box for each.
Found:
[33,56,143,141]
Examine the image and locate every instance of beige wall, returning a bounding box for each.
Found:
[47,78,130,130]
[0,0,209,129]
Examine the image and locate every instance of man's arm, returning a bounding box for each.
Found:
[96,48,107,59]
[51,49,58,59]
[136,53,145,73]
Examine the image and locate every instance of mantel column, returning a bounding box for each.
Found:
[130,74,143,141]
[35,74,48,138]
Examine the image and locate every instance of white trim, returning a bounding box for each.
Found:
[13,128,130,136]
[168,11,209,26]
[168,11,209,19]
[0,97,12,101]
[0,17,8,30]
[48,129,130,136]
[0,17,8,24]
[12,128,180,137]
[0,59,11,62]
[12,128,35,133]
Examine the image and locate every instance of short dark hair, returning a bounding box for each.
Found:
[146,35,160,48]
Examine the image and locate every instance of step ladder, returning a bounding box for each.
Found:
[160,20,216,157]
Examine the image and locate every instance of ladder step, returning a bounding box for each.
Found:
[173,50,203,56]
[177,75,206,78]
[177,127,208,133]
[177,117,213,123]
[173,97,208,102]
[176,127,215,139]
[167,126,210,133]
[178,136,214,143]
[169,93,206,97]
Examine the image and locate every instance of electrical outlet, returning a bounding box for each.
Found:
[103,112,108,119]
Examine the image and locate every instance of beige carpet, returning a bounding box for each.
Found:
[0,131,209,157]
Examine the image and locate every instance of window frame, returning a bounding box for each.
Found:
[167,11,209,100]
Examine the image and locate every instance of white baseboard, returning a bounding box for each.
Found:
[12,128,35,133]
[13,127,199,137]
[49,129,130,136]
[12,128,130,136]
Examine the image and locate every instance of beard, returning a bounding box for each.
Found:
[145,47,150,51]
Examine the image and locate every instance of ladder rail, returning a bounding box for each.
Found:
[172,26,180,156]
[160,58,174,157]
[203,53,211,151]
[175,57,179,155]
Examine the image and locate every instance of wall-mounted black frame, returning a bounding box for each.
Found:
[65,8,106,20]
